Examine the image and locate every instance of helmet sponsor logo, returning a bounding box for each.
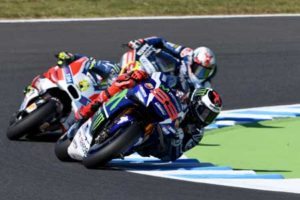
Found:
[196,88,209,96]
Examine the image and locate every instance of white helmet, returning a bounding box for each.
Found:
[189,47,217,84]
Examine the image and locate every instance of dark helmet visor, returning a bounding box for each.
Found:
[195,104,219,125]
[191,63,214,80]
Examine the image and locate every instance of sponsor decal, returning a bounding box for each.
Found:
[78,80,90,92]
[140,56,157,74]
[144,82,154,90]
[92,112,105,131]
[137,44,153,57]
[64,67,73,84]
[117,116,129,124]
[196,88,209,96]
[152,88,178,120]
[78,132,89,156]
[25,103,37,113]
[160,84,170,92]
[78,96,91,106]
[105,89,128,111]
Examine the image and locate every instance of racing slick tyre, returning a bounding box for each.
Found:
[7,99,59,140]
[83,121,143,169]
[55,133,73,162]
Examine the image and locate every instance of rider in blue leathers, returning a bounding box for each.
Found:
[58,36,221,161]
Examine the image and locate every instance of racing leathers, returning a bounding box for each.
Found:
[127,36,215,89]
[76,37,214,161]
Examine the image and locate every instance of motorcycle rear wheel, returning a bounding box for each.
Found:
[7,99,59,140]
[83,121,142,169]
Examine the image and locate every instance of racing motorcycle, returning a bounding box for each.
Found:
[7,57,103,140]
[55,72,185,168]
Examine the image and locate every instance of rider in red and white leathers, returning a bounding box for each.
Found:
[64,36,221,161]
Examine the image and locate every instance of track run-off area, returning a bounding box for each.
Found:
[0,15,300,200]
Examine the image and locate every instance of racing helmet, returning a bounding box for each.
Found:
[190,47,217,83]
[190,88,222,127]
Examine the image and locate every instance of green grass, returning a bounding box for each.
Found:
[0,0,300,19]
[185,118,300,178]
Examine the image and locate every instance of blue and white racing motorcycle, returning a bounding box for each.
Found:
[55,72,185,168]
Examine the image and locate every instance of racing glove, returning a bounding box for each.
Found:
[130,70,148,81]
[55,51,75,67]
[128,39,145,49]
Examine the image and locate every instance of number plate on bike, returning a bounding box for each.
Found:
[25,103,37,113]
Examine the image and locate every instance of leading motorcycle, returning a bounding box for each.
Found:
[55,72,185,168]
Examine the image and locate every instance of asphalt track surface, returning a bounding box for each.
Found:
[0,17,300,200]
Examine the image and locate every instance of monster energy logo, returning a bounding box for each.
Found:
[160,84,170,92]
[105,89,128,111]
[92,112,105,131]
[196,88,209,96]
[91,89,128,131]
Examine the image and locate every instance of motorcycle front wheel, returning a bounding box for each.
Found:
[7,99,60,140]
[82,121,143,169]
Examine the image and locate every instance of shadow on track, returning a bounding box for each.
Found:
[241,122,283,129]
[233,168,292,173]
[15,132,62,143]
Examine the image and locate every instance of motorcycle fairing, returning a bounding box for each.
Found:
[68,119,93,160]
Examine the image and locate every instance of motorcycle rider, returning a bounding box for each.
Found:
[59,36,220,161]
[55,52,120,87]
[126,36,217,88]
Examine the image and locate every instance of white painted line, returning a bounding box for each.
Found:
[187,179,300,194]
[214,120,237,126]
[218,113,274,120]
[1,14,300,23]
[222,103,300,113]
[128,171,300,194]
[130,170,256,175]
